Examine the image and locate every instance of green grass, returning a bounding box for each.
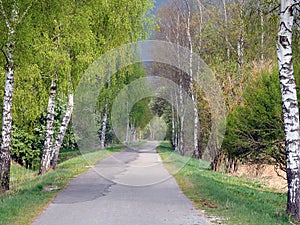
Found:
[0,145,124,225]
[57,148,87,164]
[57,145,127,164]
[157,141,293,225]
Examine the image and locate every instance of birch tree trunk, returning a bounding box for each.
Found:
[179,76,185,156]
[130,123,135,144]
[277,0,300,220]
[130,124,132,144]
[196,0,203,53]
[237,28,244,77]
[125,101,130,144]
[171,91,176,149]
[222,0,230,61]
[0,34,15,192]
[237,1,245,77]
[175,89,180,151]
[50,93,74,169]
[99,101,108,150]
[260,7,264,61]
[0,1,18,191]
[185,0,199,158]
[132,125,136,143]
[39,80,57,175]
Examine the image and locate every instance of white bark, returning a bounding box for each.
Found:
[0,1,18,191]
[277,0,300,219]
[133,126,136,142]
[175,89,180,151]
[172,10,185,155]
[125,101,130,144]
[222,0,230,60]
[50,93,74,169]
[100,101,108,149]
[260,7,264,61]
[237,30,244,77]
[0,1,33,190]
[39,80,56,175]
[185,0,199,158]
[171,91,176,148]
[196,0,203,52]
[237,1,245,77]
[130,123,135,144]
[179,77,185,156]
[0,56,14,191]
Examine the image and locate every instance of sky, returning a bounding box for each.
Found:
[152,0,169,13]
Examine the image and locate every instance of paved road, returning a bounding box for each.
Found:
[33,142,211,225]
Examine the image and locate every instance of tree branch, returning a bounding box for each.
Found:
[0,0,11,29]
[268,5,280,14]
[17,1,35,25]
[1,48,9,65]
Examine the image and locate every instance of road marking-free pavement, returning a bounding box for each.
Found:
[33,141,211,225]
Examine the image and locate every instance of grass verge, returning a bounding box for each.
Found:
[0,145,124,225]
[157,141,292,225]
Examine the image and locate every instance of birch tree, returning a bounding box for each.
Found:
[222,0,230,61]
[259,3,265,61]
[237,0,245,77]
[50,1,96,169]
[38,18,68,174]
[184,0,200,158]
[39,79,56,174]
[155,0,193,155]
[38,0,94,174]
[99,100,108,149]
[0,0,32,191]
[277,0,300,220]
[38,1,99,174]
[50,92,73,169]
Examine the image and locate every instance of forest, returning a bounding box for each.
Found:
[1,0,300,223]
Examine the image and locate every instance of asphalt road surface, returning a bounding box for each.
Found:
[33,141,211,225]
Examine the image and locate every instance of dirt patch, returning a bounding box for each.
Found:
[199,199,218,209]
[231,164,287,192]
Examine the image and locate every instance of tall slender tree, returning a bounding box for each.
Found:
[277,0,300,220]
[184,0,200,158]
[0,0,32,191]
[38,0,96,173]
[50,1,96,169]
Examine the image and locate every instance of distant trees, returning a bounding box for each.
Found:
[97,63,153,148]
[153,0,279,162]
[153,0,206,157]
[93,0,154,148]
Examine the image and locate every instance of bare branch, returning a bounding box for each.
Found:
[267,5,280,15]
[274,164,287,180]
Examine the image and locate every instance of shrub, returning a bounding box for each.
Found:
[222,68,286,170]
